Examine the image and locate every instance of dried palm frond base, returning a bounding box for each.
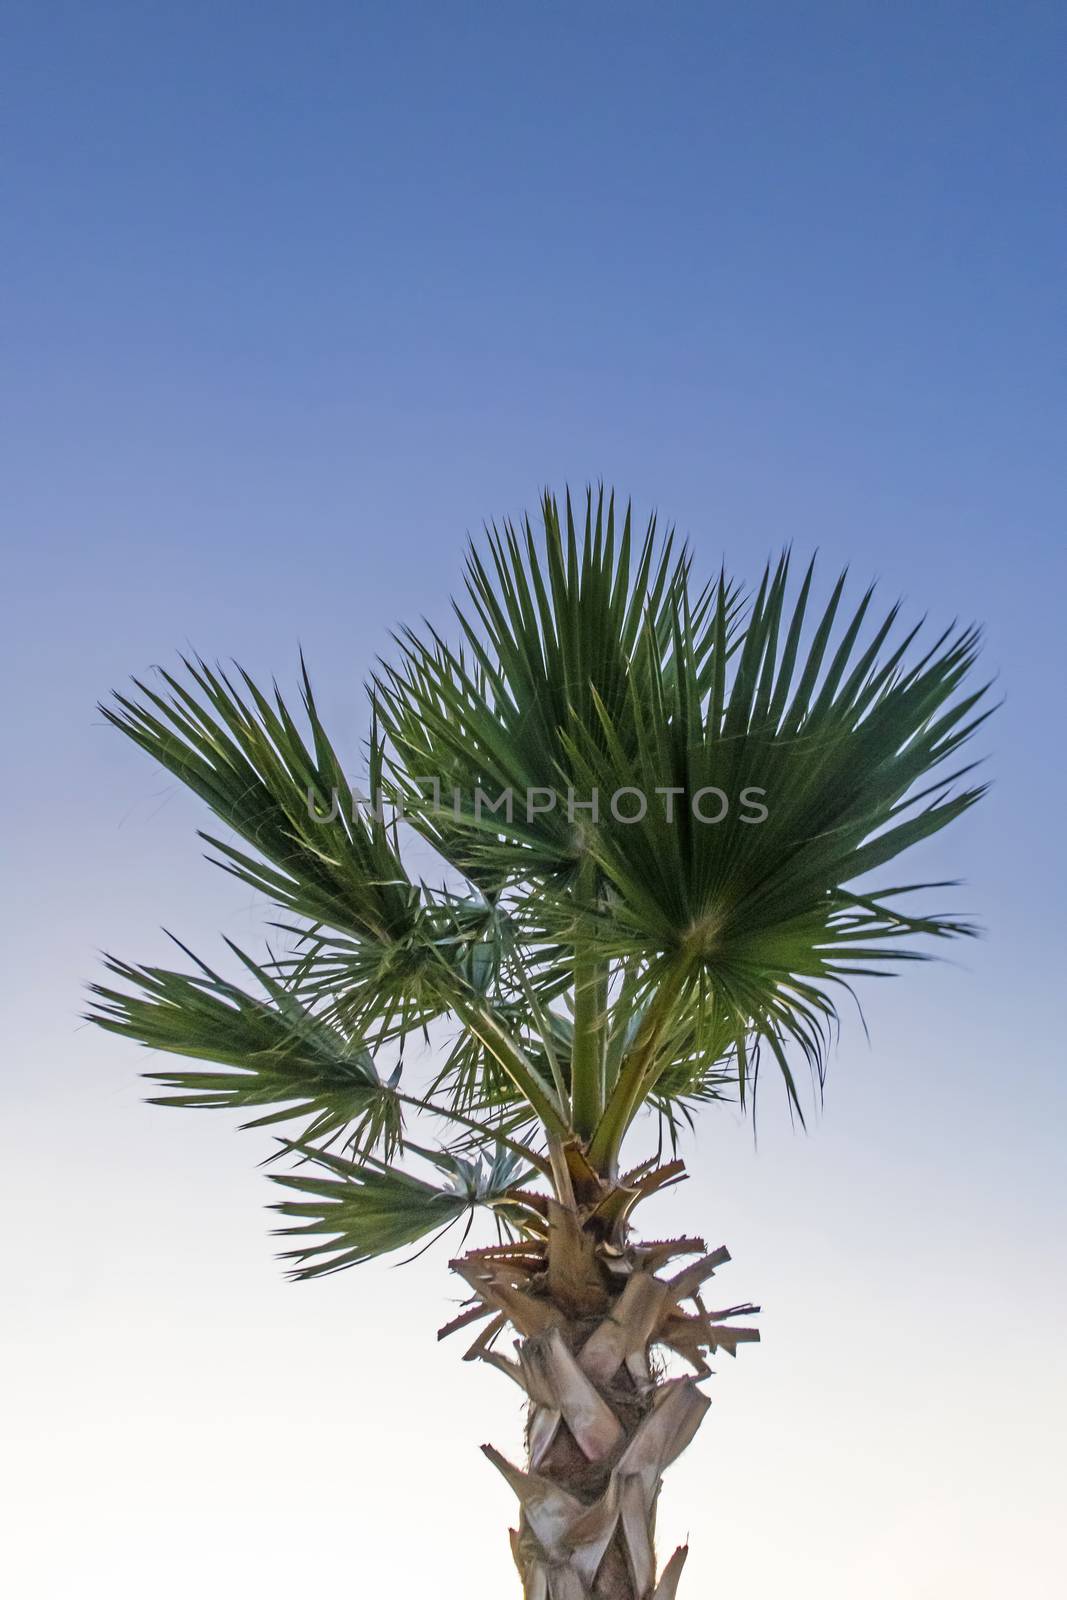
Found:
[440,1154,759,1599]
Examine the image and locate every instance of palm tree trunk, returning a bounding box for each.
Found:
[496,1322,704,1599]
[443,1157,759,1598]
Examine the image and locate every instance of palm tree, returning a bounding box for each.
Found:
[88,490,990,1599]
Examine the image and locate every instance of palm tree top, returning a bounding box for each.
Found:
[88,487,992,1273]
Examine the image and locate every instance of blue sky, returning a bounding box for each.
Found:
[3,5,1064,1597]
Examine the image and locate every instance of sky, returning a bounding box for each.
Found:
[2,3,1064,1596]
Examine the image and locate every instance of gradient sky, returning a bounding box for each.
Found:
[3,4,1064,1597]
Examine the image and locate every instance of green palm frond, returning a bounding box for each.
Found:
[563,554,992,1164]
[87,937,405,1157]
[271,1143,537,1278]
[373,487,743,887]
[103,655,419,945]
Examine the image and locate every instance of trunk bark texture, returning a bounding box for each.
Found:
[441,1152,759,1599]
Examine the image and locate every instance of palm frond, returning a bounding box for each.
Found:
[271,1143,537,1277]
[563,554,991,1165]
[373,487,742,887]
[87,937,405,1158]
[103,655,420,944]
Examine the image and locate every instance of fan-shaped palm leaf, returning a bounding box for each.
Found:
[272,1142,538,1277]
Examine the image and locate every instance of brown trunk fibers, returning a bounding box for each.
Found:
[440,1151,759,1599]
